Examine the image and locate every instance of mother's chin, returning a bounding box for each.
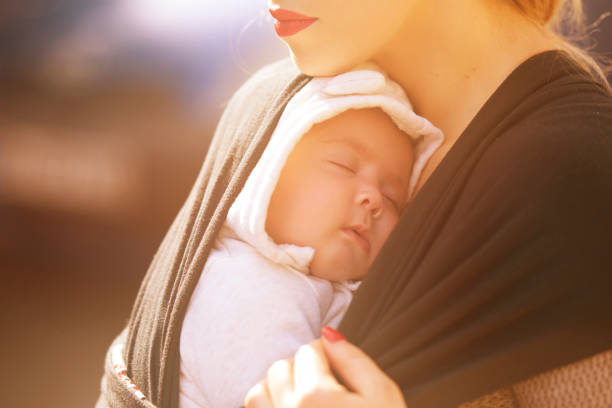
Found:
[287,47,371,77]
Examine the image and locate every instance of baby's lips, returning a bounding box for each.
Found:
[343,226,371,253]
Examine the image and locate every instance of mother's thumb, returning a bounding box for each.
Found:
[320,326,398,398]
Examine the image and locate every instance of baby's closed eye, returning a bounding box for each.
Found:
[383,194,401,212]
[328,160,356,173]
[324,149,359,174]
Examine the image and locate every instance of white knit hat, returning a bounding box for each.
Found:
[225,63,444,273]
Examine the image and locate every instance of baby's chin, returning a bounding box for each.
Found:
[309,257,367,283]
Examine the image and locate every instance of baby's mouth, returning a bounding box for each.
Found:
[342,225,370,253]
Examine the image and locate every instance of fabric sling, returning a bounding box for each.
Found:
[97,59,310,408]
[339,51,612,407]
[97,51,612,408]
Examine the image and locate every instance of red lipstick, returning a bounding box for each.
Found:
[269,8,318,37]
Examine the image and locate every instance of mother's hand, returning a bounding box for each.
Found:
[244,326,407,408]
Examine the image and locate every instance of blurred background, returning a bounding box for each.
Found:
[1,1,610,406]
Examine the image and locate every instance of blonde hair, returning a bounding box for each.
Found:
[511,0,611,89]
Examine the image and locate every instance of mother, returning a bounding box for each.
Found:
[97,0,612,407]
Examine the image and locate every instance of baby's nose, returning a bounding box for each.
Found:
[357,188,383,218]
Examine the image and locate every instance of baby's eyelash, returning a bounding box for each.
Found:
[329,161,356,173]
[384,195,401,212]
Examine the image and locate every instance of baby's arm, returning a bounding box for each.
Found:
[180,248,324,408]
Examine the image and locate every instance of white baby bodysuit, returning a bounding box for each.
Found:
[179,227,354,408]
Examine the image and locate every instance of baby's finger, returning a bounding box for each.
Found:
[266,358,295,406]
[244,381,273,408]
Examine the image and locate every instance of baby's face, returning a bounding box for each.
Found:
[266,108,414,281]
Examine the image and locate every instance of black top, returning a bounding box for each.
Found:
[339,50,612,407]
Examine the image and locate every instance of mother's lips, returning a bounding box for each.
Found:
[269,8,317,22]
[269,8,318,37]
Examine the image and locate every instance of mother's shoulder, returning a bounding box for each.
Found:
[503,81,612,165]
[447,82,612,220]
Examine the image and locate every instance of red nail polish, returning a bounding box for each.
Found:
[322,326,346,343]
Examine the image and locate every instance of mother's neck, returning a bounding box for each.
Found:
[373,0,558,144]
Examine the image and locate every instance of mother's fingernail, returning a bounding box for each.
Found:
[322,326,346,343]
